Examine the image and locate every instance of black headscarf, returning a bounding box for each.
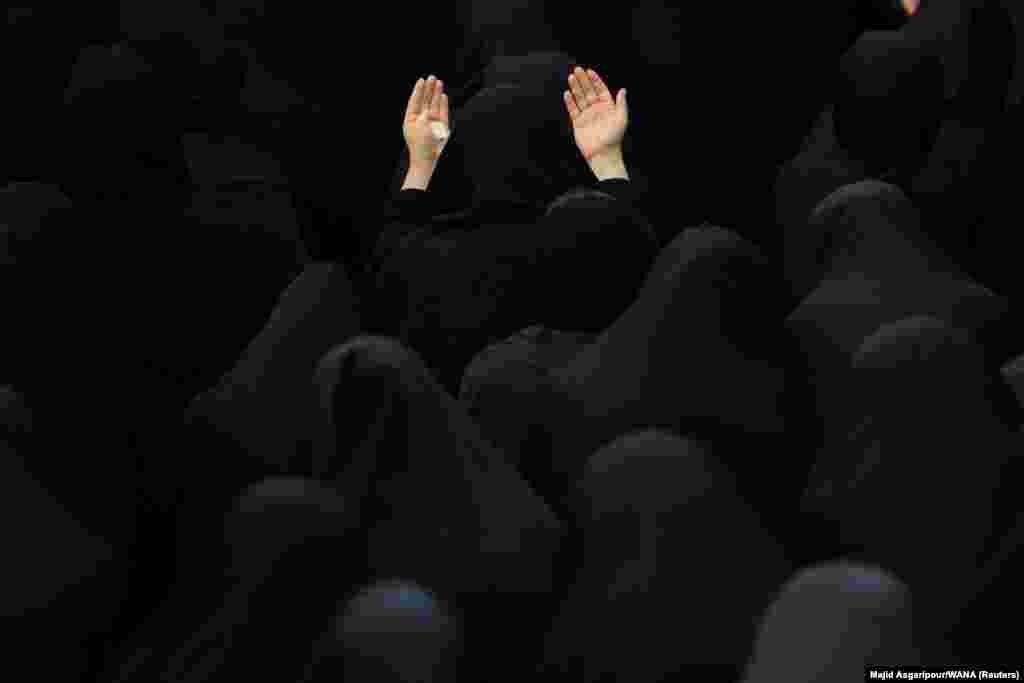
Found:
[459,326,593,467]
[802,316,1016,633]
[376,186,656,392]
[785,181,1007,439]
[136,478,359,683]
[539,227,790,487]
[301,580,461,682]
[743,562,922,682]
[858,0,921,32]
[187,263,361,476]
[535,188,658,333]
[544,431,790,682]
[832,31,947,184]
[944,0,1017,124]
[312,337,565,678]
[451,52,591,207]
[313,336,563,599]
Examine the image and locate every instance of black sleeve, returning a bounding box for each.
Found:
[371,188,435,268]
[386,188,435,223]
[597,175,658,224]
[596,177,635,203]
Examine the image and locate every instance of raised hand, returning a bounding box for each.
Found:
[564,67,628,164]
[403,75,450,166]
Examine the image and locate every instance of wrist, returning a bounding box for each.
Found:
[402,159,437,191]
[587,148,629,181]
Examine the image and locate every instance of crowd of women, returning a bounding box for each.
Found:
[2,0,1023,680]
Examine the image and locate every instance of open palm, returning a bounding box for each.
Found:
[564,67,628,161]
[403,75,450,165]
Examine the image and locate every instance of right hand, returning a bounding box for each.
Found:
[564,67,628,163]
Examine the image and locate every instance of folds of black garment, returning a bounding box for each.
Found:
[459,326,593,470]
[785,181,1006,440]
[186,263,361,477]
[61,42,192,206]
[940,0,1017,126]
[832,31,947,182]
[544,431,791,682]
[743,562,922,683]
[1001,353,1024,424]
[611,1,862,242]
[122,479,360,683]
[801,316,1017,636]
[0,182,73,266]
[901,0,1016,112]
[0,13,87,183]
[187,177,307,250]
[527,226,790,498]
[951,509,1024,661]
[775,107,868,284]
[912,0,1018,286]
[301,579,461,683]
[313,337,565,680]
[11,195,307,410]
[372,182,657,393]
[313,336,564,599]
[775,29,946,269]
[455,1,561,78]
[0,385,32,445]
[1,437,119,681]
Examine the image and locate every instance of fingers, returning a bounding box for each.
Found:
[429,78,444,118]
[406,77,427,117]
[564,90,581,119]
[577,66,598,103]
[617,87,628,114]
[568,69,588,110]
[440,91,450,125]
[421,75,438,118]
[588,69,611,102]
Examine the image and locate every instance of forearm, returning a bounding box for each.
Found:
[401,160,438,191]
[588,148,630,182]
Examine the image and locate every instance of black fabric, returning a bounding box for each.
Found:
[312,336,563,596]
[187,263,361,476]
[858,0,920,32]
[532,227,790,502]
[832,31,946,184]
[0,182,73,267]
[943,0,1017,125]
[313,337,565,679]
[108,478,359,682]
[452,53,588,208]
[1001,353,1024,421]
[460,326,593,466]
[774,27,948,244]
[743,563,922,683]
[952,508,1024,661]
[1,416,119,681]
[802,316,1017,636]
[544,431,790,682]
[785,181,1006,442]
[372,181,657,392]
[778,2,1018,282]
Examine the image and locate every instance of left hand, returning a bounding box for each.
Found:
[403,75,450,166]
